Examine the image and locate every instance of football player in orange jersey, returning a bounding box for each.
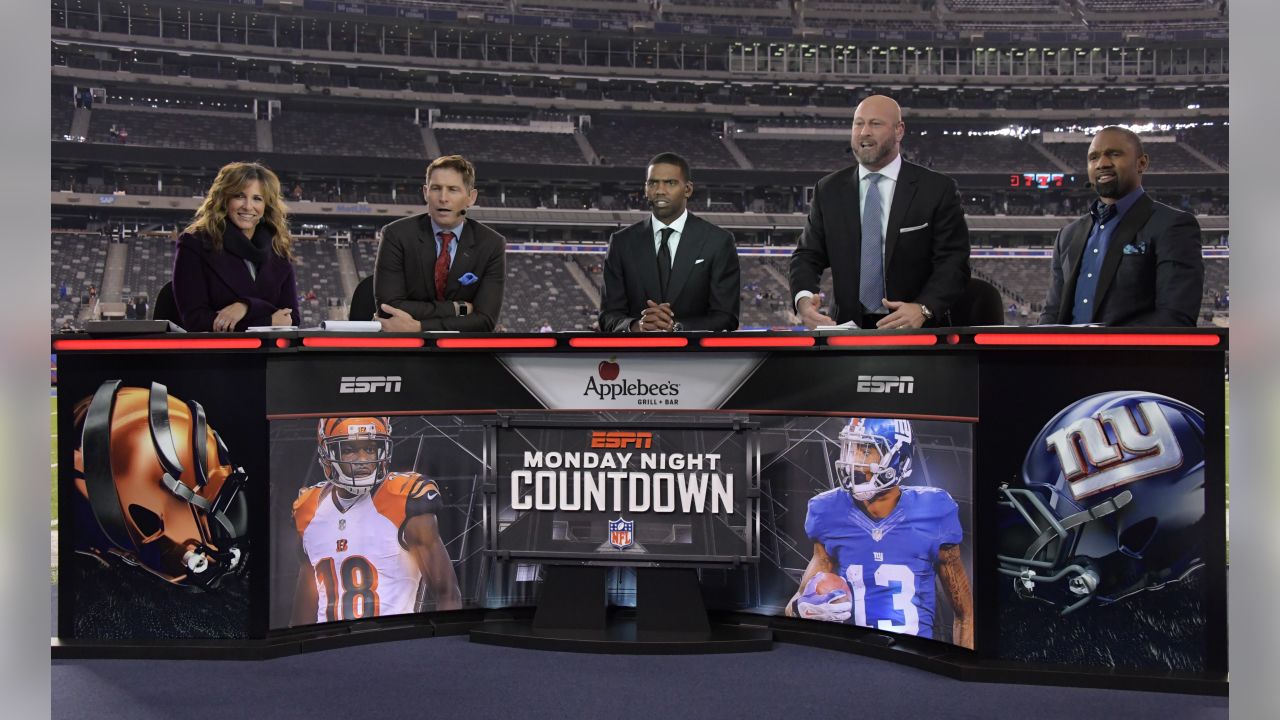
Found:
[290,417,462,625]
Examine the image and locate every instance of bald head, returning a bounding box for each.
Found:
[851,95,905,171]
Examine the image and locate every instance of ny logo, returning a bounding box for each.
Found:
[336,539,348,553]
[1045,400,1183,500]
[873,551,884,562]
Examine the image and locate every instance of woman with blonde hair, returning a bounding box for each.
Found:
[172,162,301,331]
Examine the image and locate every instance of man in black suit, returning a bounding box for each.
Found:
[1039,127,1203,326]
[789,95,970,330]
[375,154,505,331]
[598,152,740,332]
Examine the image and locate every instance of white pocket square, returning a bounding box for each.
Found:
[899,223,929,233]
[694,258,706,264]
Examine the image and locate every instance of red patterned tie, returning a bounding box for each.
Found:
[435,231,454,300]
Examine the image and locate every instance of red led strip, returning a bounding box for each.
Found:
[436,337,558,349]
[568,336,689,349]
[826,335,938,347]
[700,336,816,349]
[972,333,1220,347]
[301,337,425,348]
[52,338,262,351]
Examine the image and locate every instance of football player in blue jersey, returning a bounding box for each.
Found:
[785,417,973,648]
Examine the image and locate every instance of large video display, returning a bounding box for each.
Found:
[707,415,976,649]
[493,412,757,564]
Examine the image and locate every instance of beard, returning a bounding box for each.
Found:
[1093,178,1122,199]
[853,139,894,168]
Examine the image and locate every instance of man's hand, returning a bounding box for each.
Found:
[877,299,927,330]
[631,300,675,332]
[377,303,423,332]
[213,301,249,332]
[270,308,293,326]
[796,295,835,329]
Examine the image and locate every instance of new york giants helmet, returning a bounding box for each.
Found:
[316,417,393,494]
[997,391,1206,615]
[835,417,914,502]
[71,381,249,589]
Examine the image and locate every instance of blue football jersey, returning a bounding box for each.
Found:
[804,486,962,639]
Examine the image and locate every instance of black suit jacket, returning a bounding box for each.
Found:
[1039,193,1203,327]
[598,213,741,332]
[373,213,506,332]
[788,160,970,326]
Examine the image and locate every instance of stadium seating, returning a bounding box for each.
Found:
[502,254,600,332]
[435,130,587,165]
[86,108,256,151]
[272,110,425,159]
[587,116,738,169]
[50,232,109,330]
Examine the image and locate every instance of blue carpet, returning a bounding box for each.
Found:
[52,633,1228,720]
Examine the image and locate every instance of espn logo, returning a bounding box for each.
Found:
[856,375,915,394]
[338,376,403,394]
[590,431,653,449]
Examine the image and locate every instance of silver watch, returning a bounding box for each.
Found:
[919,304,933,321]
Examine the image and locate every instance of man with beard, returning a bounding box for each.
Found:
[598,152,740,332]
[1039,126,1204,326]
[789,95,969,330]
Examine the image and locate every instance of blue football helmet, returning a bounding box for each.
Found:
[835,417,914,502]
[997,391,1206,615]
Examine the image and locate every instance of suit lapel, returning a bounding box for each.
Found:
[1058,217,1092,322]
[417,214,439,299]
[835,170,862,263]
[205,247,257,296]
[446,220,477,295]
[635,218,662,303]
[1094,193,1154,311]
[883,162,918,269]
[665,215,707,304]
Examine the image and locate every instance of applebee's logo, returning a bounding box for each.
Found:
[582,357,680,402]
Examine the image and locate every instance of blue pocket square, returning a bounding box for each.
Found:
[1122,241,1147,255]
[459,272,479,286]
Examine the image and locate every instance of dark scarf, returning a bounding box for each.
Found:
[221,223,273,267]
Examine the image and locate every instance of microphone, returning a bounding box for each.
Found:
[459,208,467,216]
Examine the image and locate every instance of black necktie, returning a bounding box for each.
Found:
[657,227,674,300]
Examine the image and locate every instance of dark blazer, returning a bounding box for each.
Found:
[1039,193,1203,327]
[171,231,300,332]
[789,160,970,326]
[374,213,506,332]
[598,213,740,332]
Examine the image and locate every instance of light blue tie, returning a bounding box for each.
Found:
[860,172,886,313]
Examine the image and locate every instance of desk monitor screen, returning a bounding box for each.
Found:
[492,412,758,566]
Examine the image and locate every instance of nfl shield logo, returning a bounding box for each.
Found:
[608,516,634,549]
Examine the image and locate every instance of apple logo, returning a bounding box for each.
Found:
[598,357,620,380]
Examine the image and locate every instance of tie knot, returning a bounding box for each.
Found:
[439,231,455,246]
[1093,202,1117,224]
[865,172,883,184]
[659,227,675,242]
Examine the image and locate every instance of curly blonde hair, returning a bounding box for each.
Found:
[185,162,293,259]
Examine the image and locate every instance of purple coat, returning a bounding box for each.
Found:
[172,231,301,332]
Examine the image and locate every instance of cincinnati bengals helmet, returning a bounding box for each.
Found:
[316,417,393,494]
[834,417,914,502]
[72,380,249,589]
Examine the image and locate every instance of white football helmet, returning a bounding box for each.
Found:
[316,417,393,494]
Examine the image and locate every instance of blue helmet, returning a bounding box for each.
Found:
[835,417,914,502]
[997,391,1206,615]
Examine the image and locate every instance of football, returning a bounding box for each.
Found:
[808,571,852,599]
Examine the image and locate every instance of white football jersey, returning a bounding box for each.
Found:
[294,473,439,623]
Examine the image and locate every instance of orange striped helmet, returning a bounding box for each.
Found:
[316,417,393,494]
[72,381,248,588]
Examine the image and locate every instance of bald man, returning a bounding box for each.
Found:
[790,95,970,329]
[1039,126,1203,326]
